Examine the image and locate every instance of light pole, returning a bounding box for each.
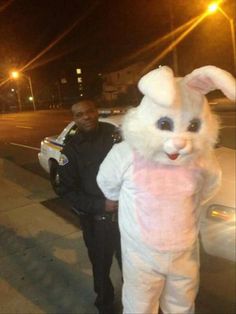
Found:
[11,71,22,111]
[10,71,36,111]
[26,74,36,111]
[168,0,178,75]
[207,2,236,73]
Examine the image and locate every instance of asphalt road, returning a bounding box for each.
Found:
[0,108,235,314]
[0,109,71,177]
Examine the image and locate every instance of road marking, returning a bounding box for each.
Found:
[16,125,33,129]
[10,142,40,151]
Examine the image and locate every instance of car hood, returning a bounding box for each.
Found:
[213,146,236,208]
[45,135,58,142]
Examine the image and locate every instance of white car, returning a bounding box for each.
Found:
[200,126,236,262]
[38,114,123,192]
[38,120,235,262]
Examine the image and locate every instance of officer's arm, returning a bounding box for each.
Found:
[58,147,105,215]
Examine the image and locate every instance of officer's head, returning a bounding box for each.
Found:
[72,99,99,132]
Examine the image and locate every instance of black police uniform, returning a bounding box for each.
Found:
[58,121,122,314]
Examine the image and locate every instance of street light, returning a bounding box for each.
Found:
[11,71,19,79]
[207,2,236,73]
[207,3,219,13]
[10,71,36,111]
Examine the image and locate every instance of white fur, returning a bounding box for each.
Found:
[184,65,236,101]
[122,66,235,165]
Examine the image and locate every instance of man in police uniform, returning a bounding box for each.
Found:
[58,99,122,314]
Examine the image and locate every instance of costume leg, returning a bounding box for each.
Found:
[160,243,200,314]
[122,242,165,314]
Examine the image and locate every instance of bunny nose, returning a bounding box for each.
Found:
[173,138,187,150]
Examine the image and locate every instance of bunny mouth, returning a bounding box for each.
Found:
[167,153,179,160]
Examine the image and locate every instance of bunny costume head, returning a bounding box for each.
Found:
[122,65,235,165]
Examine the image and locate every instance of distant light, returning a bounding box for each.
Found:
[76,68,82,74]
[80,93,83,96]
[29,96,33,101]
[61,78,67,84]
[207,2,219,13]
[77,77,82,83]
[98,73,102,77]
[11,71,19,79]
[11,88,15,92]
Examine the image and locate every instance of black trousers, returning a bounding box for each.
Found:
[79,214,122,314]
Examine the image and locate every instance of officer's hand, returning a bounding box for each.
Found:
[105,199,118,212]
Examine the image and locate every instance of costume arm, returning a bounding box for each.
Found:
[97,143,129,201]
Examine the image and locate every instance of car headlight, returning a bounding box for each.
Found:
[207,204,236,222]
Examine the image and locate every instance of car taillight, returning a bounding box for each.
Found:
[207,204,235,222]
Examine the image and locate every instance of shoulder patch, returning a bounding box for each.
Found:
[59,154,69,166]
[112,127,122,143]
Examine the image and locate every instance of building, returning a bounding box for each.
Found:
[102,62,144,105]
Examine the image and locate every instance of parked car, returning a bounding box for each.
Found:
[200,126,236,262]
[38,119,235,261]
[38,114,123,193]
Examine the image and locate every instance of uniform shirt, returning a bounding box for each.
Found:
[58,122,117,215]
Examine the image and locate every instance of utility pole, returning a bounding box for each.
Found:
[169,0,179,75]
[16,80,22,111]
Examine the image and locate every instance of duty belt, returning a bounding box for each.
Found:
[72,208,118,222]
[94,213,118,222]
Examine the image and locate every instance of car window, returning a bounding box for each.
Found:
[218,127,236,149]
[63,124,78,144]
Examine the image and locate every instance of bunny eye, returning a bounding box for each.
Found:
[156,117,174,131]
[187,118,201,132]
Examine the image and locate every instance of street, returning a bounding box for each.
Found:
[0,109,235,314]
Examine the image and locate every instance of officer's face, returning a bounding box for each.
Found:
[72,101,99,132]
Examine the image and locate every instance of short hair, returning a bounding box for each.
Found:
[71,99,97,113]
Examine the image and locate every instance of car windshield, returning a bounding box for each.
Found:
[218,127,236,149]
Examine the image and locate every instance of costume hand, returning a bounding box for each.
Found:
[105,199,118,212]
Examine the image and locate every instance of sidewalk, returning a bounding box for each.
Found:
[0,158,122,314]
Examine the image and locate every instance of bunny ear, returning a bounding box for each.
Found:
[184,65,236,101]
[138,66,177,107]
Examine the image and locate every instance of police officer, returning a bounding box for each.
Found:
[58,99,122,314]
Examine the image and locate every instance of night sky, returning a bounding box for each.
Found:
[0,0,235,96]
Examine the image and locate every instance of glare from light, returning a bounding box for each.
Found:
[141,12,208,75]
[208,3,219,14]
[29,96,33,101]
[11,71,19,79]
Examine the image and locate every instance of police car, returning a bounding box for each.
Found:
[38,114,123,193]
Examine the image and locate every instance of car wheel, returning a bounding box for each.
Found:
[50,160,60,195]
